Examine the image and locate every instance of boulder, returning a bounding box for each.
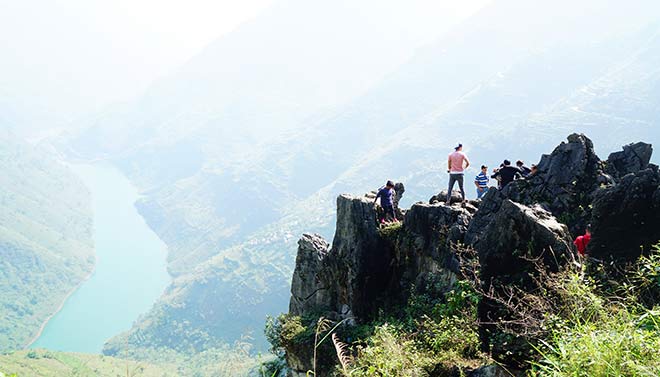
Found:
[606,142,653,179]
[590,166,660,262]
[430,190,464,204]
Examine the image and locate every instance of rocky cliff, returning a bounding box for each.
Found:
[281,134,658,376]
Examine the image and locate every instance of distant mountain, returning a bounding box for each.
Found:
[64,0,660,363]
[67,0,485,274]
[0,131,94,351]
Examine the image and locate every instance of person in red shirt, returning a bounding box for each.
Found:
[574,225,592,257]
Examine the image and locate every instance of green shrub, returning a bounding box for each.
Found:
[531,308,660,376]
[264,314,308,357]
[349,324,434,376]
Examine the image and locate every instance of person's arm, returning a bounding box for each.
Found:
[374,189,381,203]
[464,155,470,170]
[447,156,452,172]
[514,169,522,180]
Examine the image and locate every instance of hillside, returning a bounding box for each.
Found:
[0,349,174,377]
[0,131,94,351]
[0,348,268,377]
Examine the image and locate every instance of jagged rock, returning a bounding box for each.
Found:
[606,142,653,179]
[536,133,601,191]
[430,189,464,204]
[289,234,330,316]
[466,197,573,363]
[590,166,660,262]
[525,133,601,217]
[491,134,603,233]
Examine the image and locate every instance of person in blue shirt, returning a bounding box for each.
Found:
[375,180,397,223]
[474,165,490,199]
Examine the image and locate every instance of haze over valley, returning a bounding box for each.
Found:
[1,0,660,376]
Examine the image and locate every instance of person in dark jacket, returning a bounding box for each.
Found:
[517,160,532,177]
[491,160,522,189]
[375,180,397,223]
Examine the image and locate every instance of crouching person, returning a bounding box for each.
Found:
[375,180,398,224]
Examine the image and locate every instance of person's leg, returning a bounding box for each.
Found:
[447,174,457,203]
[386,206,395,222]
[477,187,483,199]
[457,174,465,201]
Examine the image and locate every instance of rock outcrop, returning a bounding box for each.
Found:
[397,202,474,292]
[490,134,603,233]
[289,234,330,316]
[283,134,659,375]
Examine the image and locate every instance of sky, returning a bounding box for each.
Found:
[0,0,490,132]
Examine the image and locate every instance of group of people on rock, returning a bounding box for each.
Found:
[446,143,537,204]
[374,143,535,223]
[373,142,593,255]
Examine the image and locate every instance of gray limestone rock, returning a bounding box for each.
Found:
[606,142,653,179]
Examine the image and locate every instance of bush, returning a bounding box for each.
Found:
[264,314,308,357]
[531,308,660,376]
[346,281,486,376]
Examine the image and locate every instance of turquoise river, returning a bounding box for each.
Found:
[31,163,170,353]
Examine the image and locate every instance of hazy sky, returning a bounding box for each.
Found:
[0,0,489,130]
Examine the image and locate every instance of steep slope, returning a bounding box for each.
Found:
[0,131,94,351]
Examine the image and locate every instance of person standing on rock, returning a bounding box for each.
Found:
[491,160,522,189]
[475,165,490,199]
[447,143,470,204]
[574,225,592,257]
[375,180,397,224]
[517,160,532,177]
